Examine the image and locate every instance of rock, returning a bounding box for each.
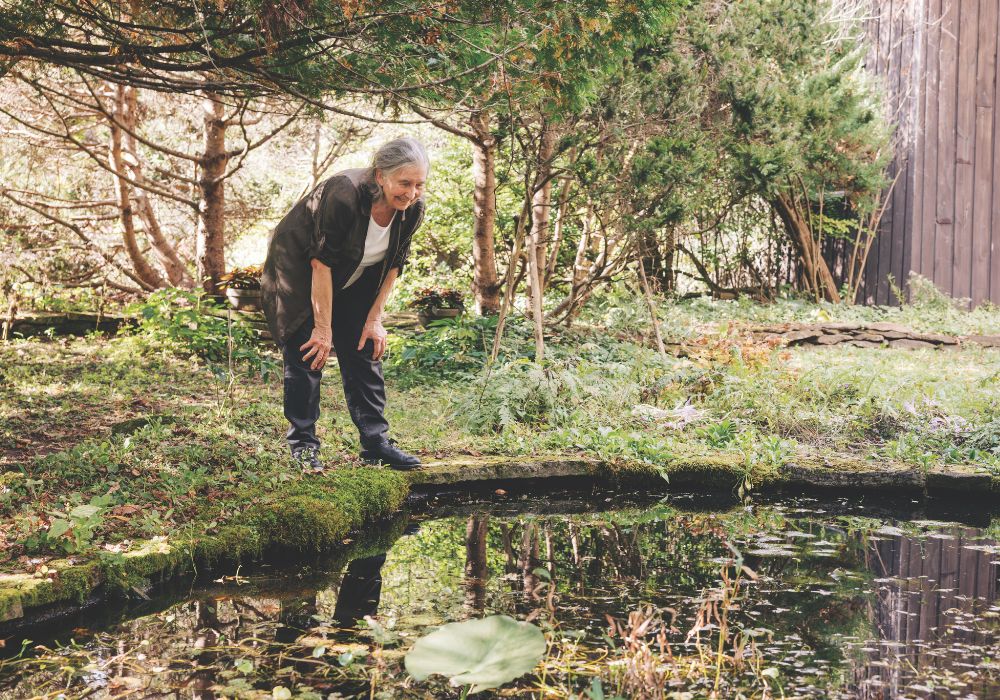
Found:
[920,333,959,345]
[821,322,864,331]
[880,330,916,340]
[853,332,886,343]
[866,322,913,333]
[814,333,853,345]
[962,335,1000,348]
[784,329,825,343]
[779,459,924,492]
[888,338,938,350]
[410,456,598,487]
[926,464,997,494]
[846,340,883,348]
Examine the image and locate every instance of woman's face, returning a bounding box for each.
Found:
[376,164,427,211]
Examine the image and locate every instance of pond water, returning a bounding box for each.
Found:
[2,486,1000,699]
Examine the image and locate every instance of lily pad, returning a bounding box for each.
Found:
[404,615,546,694]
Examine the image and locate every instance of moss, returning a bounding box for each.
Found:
[0,465,410,624]
[599,453,752,490]
[250,468,409,552]
[0,560,103,622]
[188,525,263,569]
[254,495,351,551]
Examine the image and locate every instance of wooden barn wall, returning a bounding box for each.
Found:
[854,0,1000,307]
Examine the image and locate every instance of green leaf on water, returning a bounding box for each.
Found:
[271,686,292,700]
[234,658,253,674]
[404,615,546,694]
[311,645,325,658]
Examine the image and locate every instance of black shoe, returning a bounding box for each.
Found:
[292,445,324,472]
[360,438,421,470]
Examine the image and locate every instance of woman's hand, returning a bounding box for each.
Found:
[300,325,333,370]
[358,318,388,361]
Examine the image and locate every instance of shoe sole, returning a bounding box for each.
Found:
[361,456,421,470]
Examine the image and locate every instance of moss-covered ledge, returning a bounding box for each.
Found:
[3,451,997,627]
[0,468,409,625]
[411,451,1000,498]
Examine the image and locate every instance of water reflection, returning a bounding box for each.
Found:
[1,495,1000,699]
[853,525,1000,699]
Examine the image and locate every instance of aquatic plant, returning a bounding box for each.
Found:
[404,614,546,695]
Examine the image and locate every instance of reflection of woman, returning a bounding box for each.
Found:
[261,138,428,471]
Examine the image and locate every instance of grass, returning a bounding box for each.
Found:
[1,286,999,579]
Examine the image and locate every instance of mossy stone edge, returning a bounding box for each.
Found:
[1,453,995,625]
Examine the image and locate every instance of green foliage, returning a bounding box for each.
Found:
[405,615,546,694]
[26,493,113,554]
[127,289,277,379]
[698,419,739,448]
[386,315,499,385]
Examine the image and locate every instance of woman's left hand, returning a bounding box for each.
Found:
[358,318,388,360]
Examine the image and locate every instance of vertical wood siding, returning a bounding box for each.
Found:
[861,0,1000,306]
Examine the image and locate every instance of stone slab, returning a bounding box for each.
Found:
[814,333,854,345]
[410,456,597,486]
[889,338,938,350]
[926,463,997,494]
[779,459,924,492]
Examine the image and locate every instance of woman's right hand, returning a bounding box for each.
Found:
[300,325,333,370]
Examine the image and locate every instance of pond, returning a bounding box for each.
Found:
[2,485,999,699]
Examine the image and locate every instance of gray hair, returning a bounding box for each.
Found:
[370,137,429,179]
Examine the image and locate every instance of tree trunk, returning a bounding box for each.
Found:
[464,515,489,615]
[109,85,164,291]
[118,85,194,288]
[772,192,840,303]
[530,120,555,294]
[544,175,572,289]
[635,243,667,357]
[525,121,554,363]
[469,111,501,315]
[196,88,229,293]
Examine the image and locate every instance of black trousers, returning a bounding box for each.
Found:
[281,264,389,453]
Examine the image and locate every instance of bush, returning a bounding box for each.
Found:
[386,314,500,385]
[127,289,277,379]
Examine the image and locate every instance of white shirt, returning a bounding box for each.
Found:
[342,211,395,288]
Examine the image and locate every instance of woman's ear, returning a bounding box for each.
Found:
[374,168,383,188]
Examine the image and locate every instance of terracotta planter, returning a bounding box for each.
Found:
[417,307,463,328]
[225,287,262,312]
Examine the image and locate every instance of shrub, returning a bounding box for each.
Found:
[127,289,277,379]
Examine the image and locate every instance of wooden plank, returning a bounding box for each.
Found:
[991,2,1000,303]
[919,0,943,280]
[933,0,960,295]
[952,0,979,303]
[957,533,979,643]
[898,2,918,302]
[918,535,941,657]
[876,0,901,304]
[938,527,959,645]
[909,0,927,280]
[971,0,997,306]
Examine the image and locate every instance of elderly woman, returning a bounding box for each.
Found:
[261,137,428,471]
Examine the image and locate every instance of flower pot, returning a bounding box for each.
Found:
[417,307,463,328]
[225,287,262,312]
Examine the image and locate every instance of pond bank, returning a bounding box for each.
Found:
[2,451,996,629]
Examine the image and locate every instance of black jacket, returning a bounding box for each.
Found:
[261,168,425,346]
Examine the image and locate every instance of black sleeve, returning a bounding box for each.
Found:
[309,176,357,267]
[391,200,425,276]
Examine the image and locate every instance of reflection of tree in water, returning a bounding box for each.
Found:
[853,526,1000,699]
[465,515,489,614]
